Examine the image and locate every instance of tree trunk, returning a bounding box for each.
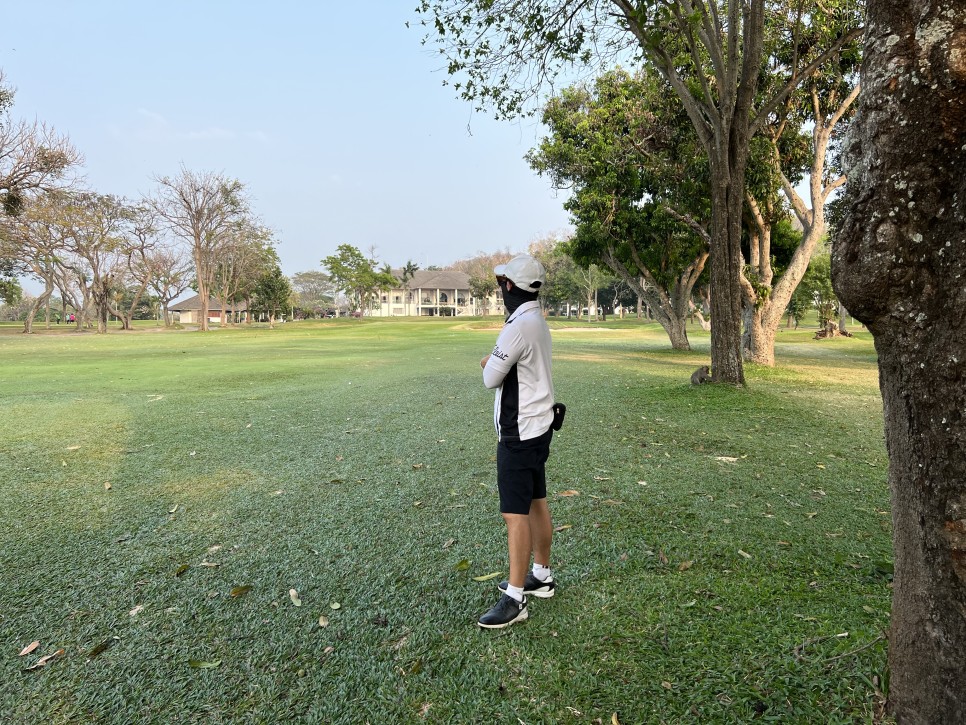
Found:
[708,161,747,385]
[838,302,850,335]
[833,2,966,721]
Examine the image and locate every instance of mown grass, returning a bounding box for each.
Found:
[0,318,891,724]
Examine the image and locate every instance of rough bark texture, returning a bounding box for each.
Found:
[833,2,966,721]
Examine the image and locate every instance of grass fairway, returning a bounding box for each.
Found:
[0,319,891,724]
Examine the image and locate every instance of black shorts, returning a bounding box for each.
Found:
[497,429,553,515]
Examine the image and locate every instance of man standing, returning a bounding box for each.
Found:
[477,254,556,629]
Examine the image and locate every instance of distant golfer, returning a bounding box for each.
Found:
[477,254,557,628]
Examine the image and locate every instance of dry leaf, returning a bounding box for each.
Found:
[87,638,115,659]
[678,561,694,572]
[230,585,252,598]
[318,615,330,628]
[714,456,739,463]
[659,549,669,565]
[25,648,65,671]
[806,512,818,519]
[323,646,334,656]
[412,463,424,470]
[558,490,580,497]
[66,445,81,450]
[612,714,622,725]
[104,482,112,490]
[188,659,221,669]
[737,549,752,559]
[593,476,611,481]
[442,538,455,549]
[454,558,470,571]
[329,602,341,610]
[289,589,302,607]
[554,524,572,532]
[174,564,189,577]
[199,561,220,568]
[18,641,40,657]
[662,681,673,690]
[472,572,501,582]
[419,702,432,717]
[168,504,178,514]
[129,604,144,617]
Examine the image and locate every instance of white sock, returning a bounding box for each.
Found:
[532,564,552,582]
[505,584,525,602]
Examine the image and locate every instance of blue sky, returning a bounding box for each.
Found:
[4,2,572,283]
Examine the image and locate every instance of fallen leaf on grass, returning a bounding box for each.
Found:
[199,561,220,568]
[418,702,432,717]
[329,602,341,610]
[454,558,470,571]
[104,482,112,490]
[66,445,81,451]
[806,512,818,519]
[714,456,739,463]
[737,550,752,559]
[472,572,501,582]
[558,490,580,497]
[18,641,40,656]
[230,585,252,598]
[659,550,669,565]
[129,605,144,617]
[678,561,694,572]
[174,564,189,577]
[87,639,113,659]
[289,589,302,606]
[25,649,65,671]
[318,615,329,628]
[168,504,178,514]
[323,646,335,656]
[412,463,424,470]
[613,714,622,725]
[593,476,611,481]
[188,659,221,669]
[443,538,455,549]
[554,524,572,532]
[662,681,673,689]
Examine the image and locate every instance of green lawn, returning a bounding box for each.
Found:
[0,318,891,724]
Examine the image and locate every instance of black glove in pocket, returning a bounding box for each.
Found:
[551,402,567,431]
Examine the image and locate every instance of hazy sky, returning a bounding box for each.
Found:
[4,2,572,284]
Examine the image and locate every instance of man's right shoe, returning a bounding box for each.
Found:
[498,572,556,598]
[478,593,528,629]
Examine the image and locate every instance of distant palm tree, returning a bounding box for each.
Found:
[401,260,419,316]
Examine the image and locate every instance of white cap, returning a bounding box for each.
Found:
[494,254,546,293]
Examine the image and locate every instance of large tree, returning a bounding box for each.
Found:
[0,70,81,302]
[149,167,248,331]
[529,68,711,349]
[418,1,861,384]
[321,244,396,315]
[833,0,966,720]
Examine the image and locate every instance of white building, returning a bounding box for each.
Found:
[373,270,504,317]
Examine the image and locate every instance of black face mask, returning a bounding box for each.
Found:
[500,279,538,318]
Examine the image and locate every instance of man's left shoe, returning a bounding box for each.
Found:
[477,593,528,629]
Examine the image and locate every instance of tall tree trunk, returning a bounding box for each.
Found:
[708,160,747,385]
[833,2,966,721]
